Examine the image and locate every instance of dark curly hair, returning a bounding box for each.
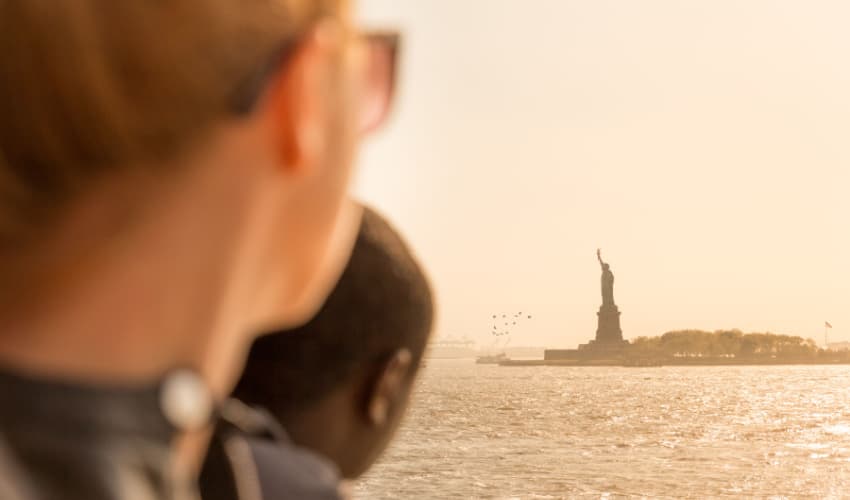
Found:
[233,206,433,414]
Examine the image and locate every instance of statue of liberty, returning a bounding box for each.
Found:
[596,248,615,307]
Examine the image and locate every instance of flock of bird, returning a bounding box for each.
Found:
[491,311,532,337]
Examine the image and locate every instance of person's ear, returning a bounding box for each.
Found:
[366,349,413,426]
[264,20,342,175]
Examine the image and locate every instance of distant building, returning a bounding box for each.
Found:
[427,337,476,359]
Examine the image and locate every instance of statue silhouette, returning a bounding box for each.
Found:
[596,248,615,307]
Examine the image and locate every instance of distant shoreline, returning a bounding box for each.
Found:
[499,357,850,367]
[496,329,850,367]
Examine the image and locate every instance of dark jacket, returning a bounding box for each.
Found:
[200,399,348,500]
[0,368,195,500]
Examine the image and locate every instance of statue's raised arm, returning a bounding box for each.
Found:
[597,248,605,267]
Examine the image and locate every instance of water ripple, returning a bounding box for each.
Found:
[356,362,850,498]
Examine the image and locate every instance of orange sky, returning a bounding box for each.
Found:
[354,0,850,348]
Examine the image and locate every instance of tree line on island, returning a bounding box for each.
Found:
[629,329,848,361]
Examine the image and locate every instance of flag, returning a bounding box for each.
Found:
[825,321,833,329]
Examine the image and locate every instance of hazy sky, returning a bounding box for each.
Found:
[354,0,849,348]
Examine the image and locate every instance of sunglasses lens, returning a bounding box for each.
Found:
[359,35,398,134]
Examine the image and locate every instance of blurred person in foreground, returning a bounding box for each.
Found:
[0,1,400,498]
[200,206,434,499]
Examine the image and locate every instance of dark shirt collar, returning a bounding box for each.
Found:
[0,367,206,500]
[0,367,177,442]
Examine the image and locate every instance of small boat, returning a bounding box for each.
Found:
[476,352,508,364]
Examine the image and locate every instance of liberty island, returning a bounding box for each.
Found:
[500,250,850,367]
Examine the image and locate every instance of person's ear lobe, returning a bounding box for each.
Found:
[367,349,413,426]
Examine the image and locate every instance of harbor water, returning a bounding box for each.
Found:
[355,360,850,498]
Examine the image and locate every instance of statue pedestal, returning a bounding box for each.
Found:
[595,303,623,343]
[575,304,627,357]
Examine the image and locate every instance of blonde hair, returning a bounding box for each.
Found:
[0,0,341,249]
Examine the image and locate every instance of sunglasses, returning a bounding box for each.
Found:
[230,29,401,135]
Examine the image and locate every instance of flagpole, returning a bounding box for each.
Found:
[824,321,832,349]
